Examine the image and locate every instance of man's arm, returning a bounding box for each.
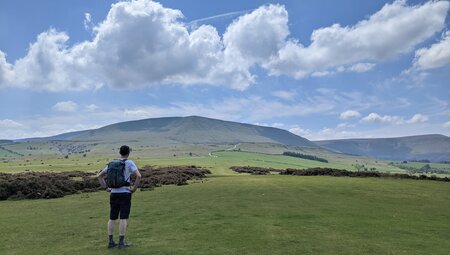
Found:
[131,169,141,193]
[97,170,110,191]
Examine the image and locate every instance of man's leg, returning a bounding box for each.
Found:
[108,193,120,248]
[119,219,127,236]
[108,220,115,235]
[119,219,127,244]
[108,220,116,247]
[118,193,132,248]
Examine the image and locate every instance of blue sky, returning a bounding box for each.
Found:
[0,0,449,140]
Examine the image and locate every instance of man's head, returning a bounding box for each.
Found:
[119,145,131,157]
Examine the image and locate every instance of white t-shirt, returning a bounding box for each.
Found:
[101,158,138,193]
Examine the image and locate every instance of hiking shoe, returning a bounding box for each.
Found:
[118,242,133,249]
[108,242,117,249]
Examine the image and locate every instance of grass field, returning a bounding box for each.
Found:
[0,150,407,174]
[1,150,450,254]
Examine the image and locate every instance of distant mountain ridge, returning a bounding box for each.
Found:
[315,134,450,162]
[18,116,319,148]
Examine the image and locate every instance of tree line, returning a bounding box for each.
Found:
[283,151,328,163]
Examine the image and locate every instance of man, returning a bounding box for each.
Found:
[97,145,141,249]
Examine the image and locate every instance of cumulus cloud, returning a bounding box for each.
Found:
[362,113,403,124]
[362,112,428,125]
[340,110,361,120]
[265,0,449,78]
[413,31,450,70]
[221,4,289,85]
[0,0,448,91]
[0,51,13,84]
[406,114,428,124]
[52,101,78,112]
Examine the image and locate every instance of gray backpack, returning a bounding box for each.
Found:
[106,159,130,188]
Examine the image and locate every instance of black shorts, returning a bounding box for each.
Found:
[110,193,132,220]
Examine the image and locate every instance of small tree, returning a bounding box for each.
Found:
[420,164,431,172]
[354,164,365,171]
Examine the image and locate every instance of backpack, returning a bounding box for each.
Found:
[106,159,130,188]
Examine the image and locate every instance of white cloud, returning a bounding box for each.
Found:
[0,51,13,84]
[340,110,361,120]
[52,101,78,112]
[406,114,428,124]
[311,63,375,77]
[0,1,241,90]
[0,2,290,91]
[222,4,288,84]
[311,70,333,77]
[442,121,450,128]
[84,13,92,31]
[362,112,429,125]
[265,0,449,78]
[0,119,25,129]
[413,31,450,70]
[0,0,448,91]
[272,90,297,101]
[362,113,403,124]
[288,125,311,137]
[85,104,99,112]
[347,63,376,73]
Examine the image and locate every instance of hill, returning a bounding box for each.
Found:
[18,116,319,147]
[315,134,450,162]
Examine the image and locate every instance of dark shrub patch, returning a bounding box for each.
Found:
[0,171,100,200]
[0,166,210,200]
[279,168,449,182]
[136,165,211,190]
[230,166,274,175]
[229,166,449,182]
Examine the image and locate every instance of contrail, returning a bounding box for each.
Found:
[187,10,251,28]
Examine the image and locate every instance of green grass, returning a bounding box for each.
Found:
[1,150,450,254]
[1,175,449,255]
[0,150,410,175]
